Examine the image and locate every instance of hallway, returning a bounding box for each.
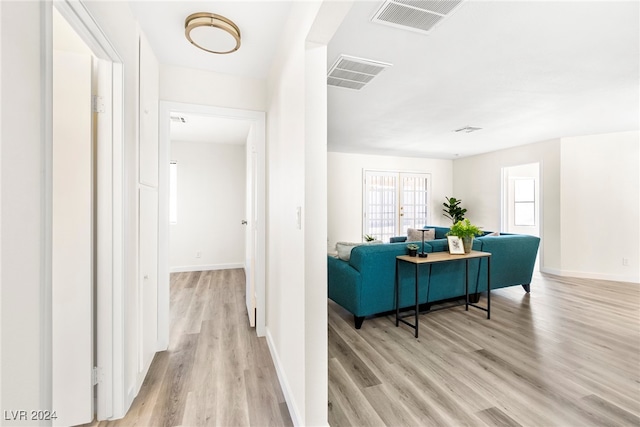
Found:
[89,270,292,426]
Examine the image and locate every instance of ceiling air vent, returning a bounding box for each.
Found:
[372,0,465,35]
[327,55,392,91]
[454,126,482,134]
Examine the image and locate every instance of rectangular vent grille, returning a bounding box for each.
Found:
[327,55,392,91]
[372,0,465,35]
[454,126,482,133]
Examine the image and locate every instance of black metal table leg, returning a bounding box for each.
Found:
[415,263,419,338]
[465,259,469,311]
[395,258,400,327]
[487,256,491,319]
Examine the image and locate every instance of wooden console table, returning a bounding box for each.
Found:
[395,250,492,338]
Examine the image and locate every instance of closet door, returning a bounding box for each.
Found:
[139,188,158,371]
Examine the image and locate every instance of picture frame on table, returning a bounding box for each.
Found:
[447,236,465,255]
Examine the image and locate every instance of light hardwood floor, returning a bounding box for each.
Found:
[328,272,640,426]
[87,269,292,427]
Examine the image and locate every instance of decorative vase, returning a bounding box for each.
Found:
[408,248,418,257]
[462,236,473,253]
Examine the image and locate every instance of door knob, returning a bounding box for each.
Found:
[241,220,248,225]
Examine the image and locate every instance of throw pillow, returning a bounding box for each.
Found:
[335,242,360,261]
[486,231,500,236]
[407,228,436,242]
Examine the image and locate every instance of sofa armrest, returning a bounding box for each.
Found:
[328,256,363,316]
[477,234,540,290]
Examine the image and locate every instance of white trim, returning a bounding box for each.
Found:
[158,101,267,346]
[540,267,640,284]
[169,263,245,273]
[266,329,302,427]
[111,61,125,420]
[53,0,121,62]
[95,56,114,421]
[0,1,3,416]
[41,0,54,416]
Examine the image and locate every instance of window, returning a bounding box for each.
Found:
[363,171,431,242]
[514,178,535,226]
[169,161,177,224]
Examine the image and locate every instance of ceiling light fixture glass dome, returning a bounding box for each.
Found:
[185,12,241,54]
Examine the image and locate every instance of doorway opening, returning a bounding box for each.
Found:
[501,163,540,236]
[501,162,541,268]
[158,102,267,349]
[49,1,124,423]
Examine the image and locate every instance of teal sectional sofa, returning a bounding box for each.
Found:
[328,227,540,329]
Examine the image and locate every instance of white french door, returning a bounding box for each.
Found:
[363,171,431,243]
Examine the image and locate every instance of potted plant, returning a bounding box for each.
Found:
[447,219,482,253]
[442,196,467,224]
[363,234,375,242]
[406,243,419,257]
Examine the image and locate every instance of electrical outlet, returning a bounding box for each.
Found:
[622,258,629,266]
[196,251,201,259]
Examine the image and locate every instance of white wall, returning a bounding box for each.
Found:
[160,65,266,112]
[560,131,639,283]
[327,152,453,247]
[266,4,310,421]
[170,141,246,271]
[265,2,350,425]
[1,1,47,419]
[453,138,562,271]
[453,132,640,283]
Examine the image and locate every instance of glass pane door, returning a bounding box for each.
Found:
[363,171,397,243]
[400,173,430,235]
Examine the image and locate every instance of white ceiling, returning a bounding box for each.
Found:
[327,0,639,159]
[129,1,639,159]
[170,114,250,145]
[128,1,291,79]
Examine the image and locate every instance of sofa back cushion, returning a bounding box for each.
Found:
[407,228,435,242]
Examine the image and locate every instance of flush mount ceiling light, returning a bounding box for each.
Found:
[185,12,241,54]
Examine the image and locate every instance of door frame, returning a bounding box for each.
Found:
[47,0,125,420]
[500,162,541,236]
[158,101,267,343]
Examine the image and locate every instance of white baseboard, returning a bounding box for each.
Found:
[540,267,639,284]
[169,263,244,273]
[540,267,562,276]
[265,328,302,426]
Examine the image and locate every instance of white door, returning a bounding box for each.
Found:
[363,171,431,242]
[502,163,540,237]
[52,49,93,427]
[245,145,257,327]
[399,173,431,235]
[139,188,158,370]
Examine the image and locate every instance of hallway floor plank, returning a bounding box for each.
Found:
[87,269,292,427]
